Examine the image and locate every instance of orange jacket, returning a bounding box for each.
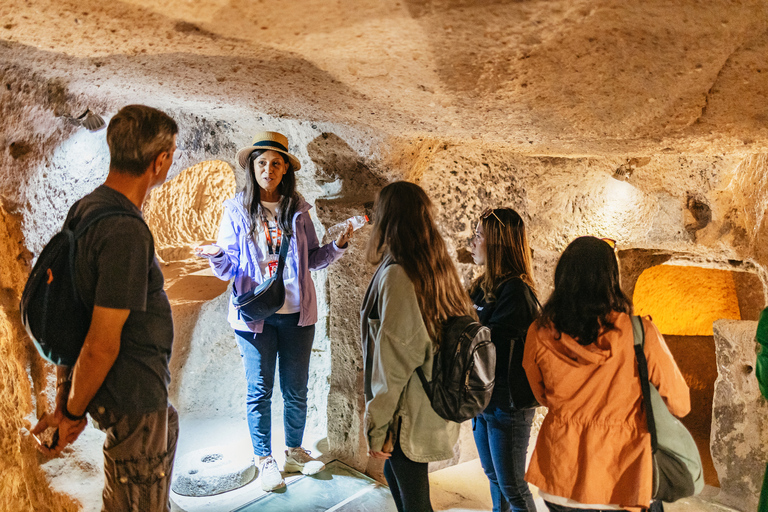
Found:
[522,313,690,509]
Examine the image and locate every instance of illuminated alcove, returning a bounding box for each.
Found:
[632,263,763,487]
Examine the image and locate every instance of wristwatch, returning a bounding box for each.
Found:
[62,403,87,422]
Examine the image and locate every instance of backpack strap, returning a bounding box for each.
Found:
[70,206,147,240]
[632,315,658,453]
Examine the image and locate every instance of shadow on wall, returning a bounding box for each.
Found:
[306,132,386,470]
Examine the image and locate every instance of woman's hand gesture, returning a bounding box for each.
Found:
[194,245,222,258]
[335,221,354,248]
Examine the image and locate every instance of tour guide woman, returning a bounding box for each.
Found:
[361,181,475,512]
[196,131,353,492]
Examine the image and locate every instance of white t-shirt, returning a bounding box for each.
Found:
[257,200,300,314]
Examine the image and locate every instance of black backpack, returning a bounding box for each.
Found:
[416,316,496,423]
[20,205,144,366]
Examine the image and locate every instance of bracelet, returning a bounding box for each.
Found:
[62,404,87,422]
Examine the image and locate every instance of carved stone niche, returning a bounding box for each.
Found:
[711,319,766,512]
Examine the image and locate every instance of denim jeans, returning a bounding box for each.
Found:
[383,439,433,512]
[473,406,536,512]
[234,312,315,457]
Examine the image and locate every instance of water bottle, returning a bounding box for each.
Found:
[327,215,369,239]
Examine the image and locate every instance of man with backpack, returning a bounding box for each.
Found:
[30,104,179,512]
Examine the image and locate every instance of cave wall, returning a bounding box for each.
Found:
[2,0,768,509]
[712,319,766,512]
[5,94,768,508]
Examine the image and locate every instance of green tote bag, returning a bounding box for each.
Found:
[632,315,704,503]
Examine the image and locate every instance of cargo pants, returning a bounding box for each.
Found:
[91,404,179,512]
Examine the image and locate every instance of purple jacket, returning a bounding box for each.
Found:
[207,193,346,332]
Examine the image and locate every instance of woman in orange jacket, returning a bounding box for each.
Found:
[522,236,690,512]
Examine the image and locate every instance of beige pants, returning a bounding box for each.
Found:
[91,405,179,512]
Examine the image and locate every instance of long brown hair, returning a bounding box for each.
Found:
[472,208,537,302]
[366,181,475,344]
[242,149,299,238]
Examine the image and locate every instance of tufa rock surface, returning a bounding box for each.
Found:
[711,319,765,511]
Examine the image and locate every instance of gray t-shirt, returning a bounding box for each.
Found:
[67,185,173,415]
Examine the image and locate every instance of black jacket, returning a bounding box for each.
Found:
[471,277,538,408]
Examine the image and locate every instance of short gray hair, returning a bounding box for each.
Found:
[107,105,178,176]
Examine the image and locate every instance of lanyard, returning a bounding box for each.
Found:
[262,218,281,255]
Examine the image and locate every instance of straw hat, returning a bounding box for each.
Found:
[236,131,302,171]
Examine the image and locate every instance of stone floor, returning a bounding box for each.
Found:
[170,415,743,512]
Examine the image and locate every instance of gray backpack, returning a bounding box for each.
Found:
[632,315,704,502]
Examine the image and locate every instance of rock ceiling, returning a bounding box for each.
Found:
[2,0,767,155]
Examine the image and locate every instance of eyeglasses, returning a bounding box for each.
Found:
[481,207,505,227]
[601,238,616,250]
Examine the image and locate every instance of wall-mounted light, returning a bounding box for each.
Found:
[612,157,651,182]
[612,162,633,181]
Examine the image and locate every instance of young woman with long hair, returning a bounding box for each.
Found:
[360,181,474,512]
[523,237,690,512]
[468,208,539,512]
[195,131,353,491]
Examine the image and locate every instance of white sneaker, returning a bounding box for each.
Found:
[258,455,285,491]
[284,447,325,475]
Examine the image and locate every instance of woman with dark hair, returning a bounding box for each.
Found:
[522,237,690,512]
[195,131,353,491]
[360,181,474,512]
[468,208,538,512]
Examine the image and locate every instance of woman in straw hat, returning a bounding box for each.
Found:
[196,131,353,491]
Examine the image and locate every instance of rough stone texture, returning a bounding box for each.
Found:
[2,1,768,509]
[144,160,236,262]
[734,270,766,321]
[3,1,768,155]
[0,200,91,512]
[711,319,765,512]
[171,445,255,497]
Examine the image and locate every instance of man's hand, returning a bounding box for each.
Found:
[367,450,392,459]
[31,381,87,456]
[55,415,88,453]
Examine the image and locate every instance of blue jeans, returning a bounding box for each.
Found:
[473,406,536,512]
[234,313,315,457]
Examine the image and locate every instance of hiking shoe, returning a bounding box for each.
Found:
[258,455,285,491]
[284,447,325,475]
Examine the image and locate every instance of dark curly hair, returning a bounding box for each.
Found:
[539,236,632,346]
